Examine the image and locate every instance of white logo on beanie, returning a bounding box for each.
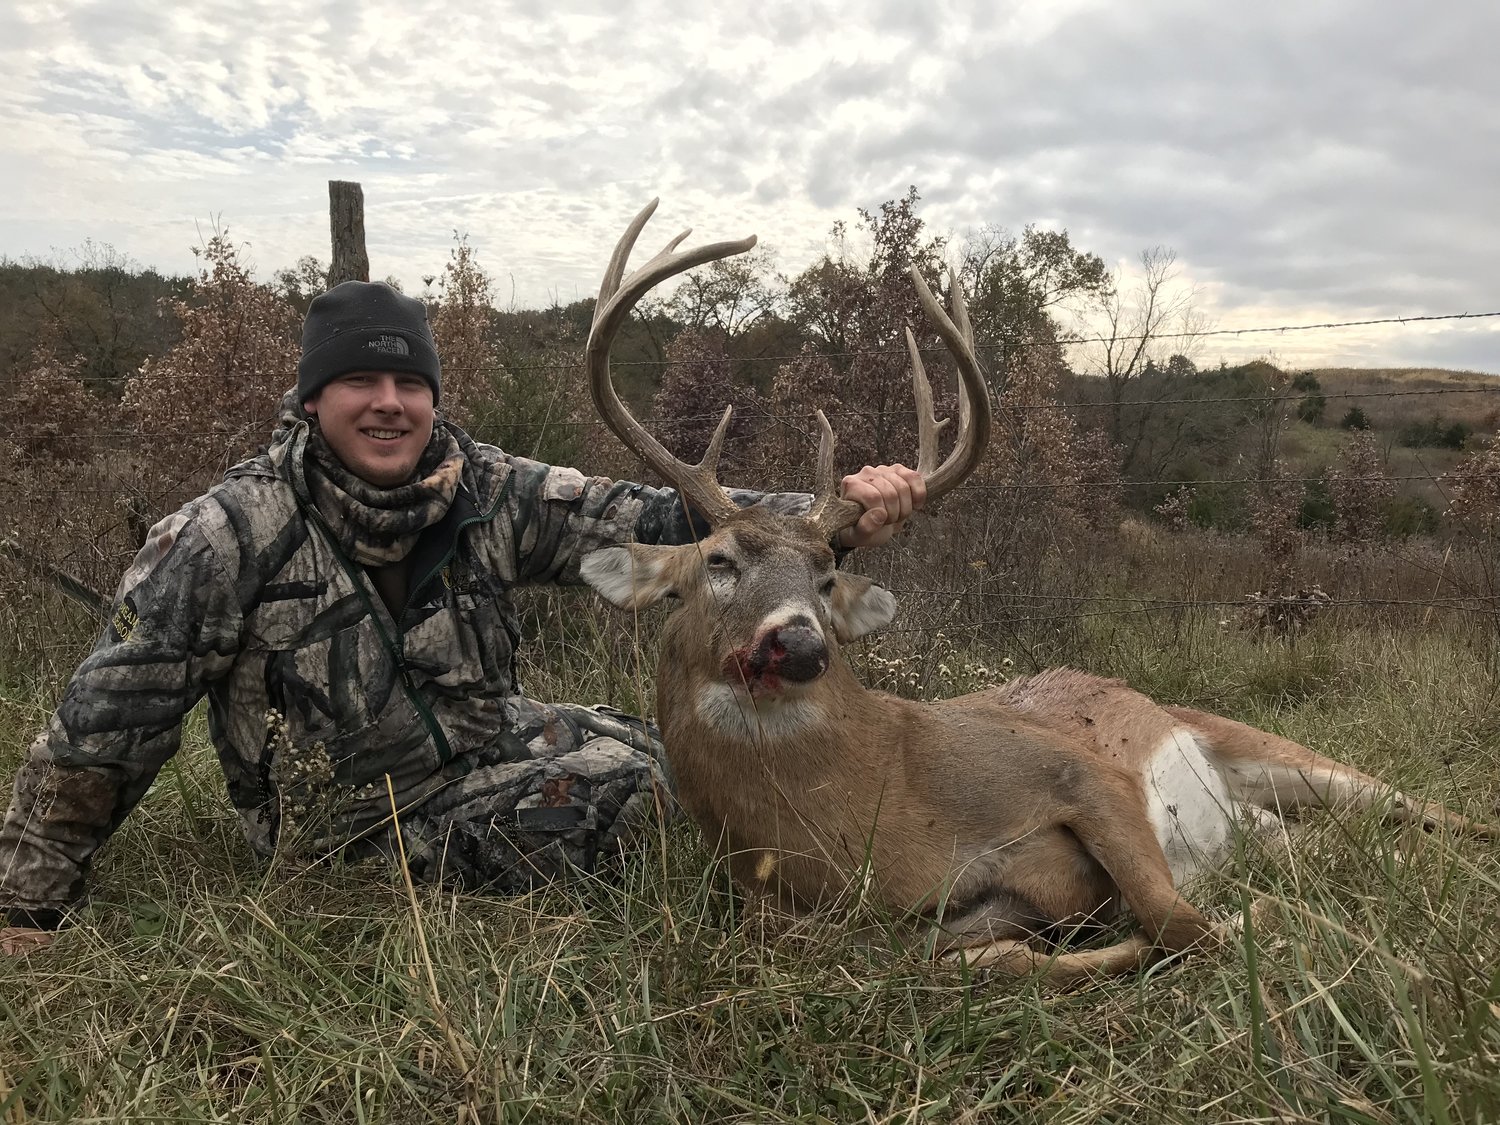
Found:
[365,333,411,357]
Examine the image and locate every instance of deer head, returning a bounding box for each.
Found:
[580,200,992,718]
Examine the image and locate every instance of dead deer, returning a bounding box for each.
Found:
[579,201,1494,985]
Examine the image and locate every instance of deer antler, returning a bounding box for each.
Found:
[807,266,993,541]
[586,200,758,527]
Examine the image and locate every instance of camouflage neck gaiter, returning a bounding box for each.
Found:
[304,426,466,566]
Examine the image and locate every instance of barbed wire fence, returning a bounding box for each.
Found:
[3,307,1499,646]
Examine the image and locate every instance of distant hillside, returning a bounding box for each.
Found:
[1054,361,1500,532]
[1309,367,1500,435]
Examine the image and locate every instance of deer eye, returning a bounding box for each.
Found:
[706,552,736,572]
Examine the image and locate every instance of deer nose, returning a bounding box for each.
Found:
[752,625,828,684]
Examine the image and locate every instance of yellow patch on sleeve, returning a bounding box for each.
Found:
[110,598,140,642]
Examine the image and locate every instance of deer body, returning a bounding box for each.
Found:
[642,566,1488,973]
[578,201,1491,984]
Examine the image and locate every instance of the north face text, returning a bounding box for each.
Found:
[365,334,411,357]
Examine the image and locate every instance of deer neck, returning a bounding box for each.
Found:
[655,624,923,907]
[656,624,876,774]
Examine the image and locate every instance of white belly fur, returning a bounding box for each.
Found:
[1143,729,1237,885]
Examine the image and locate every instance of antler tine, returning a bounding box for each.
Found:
[906,266,993,504]
[699,405,734,480]
[807,272,991,542]
[586,200,757,526]
[807,410,863,537]
[904,324,950,475]
[594,198,659,316]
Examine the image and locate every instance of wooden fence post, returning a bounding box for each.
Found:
[328,181,370,285]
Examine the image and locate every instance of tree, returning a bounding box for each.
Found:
[121,229,299,515]
[660,244,780,343]
[1399,414,1470,450]
[1073,247,1207,473]
[428,234,500,428]
[0,242,186,400]
[961,224,1110,371]
[651,330,762,475]
[979,338,1121,529]
[782,187,951,472]
[760,345,877,489]
[1291,372,1326,424]
[5,345,99,464]
[273,256,329,316]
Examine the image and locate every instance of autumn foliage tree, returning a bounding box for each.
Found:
[980,343,1121,529]
[428,235,500,429]
[1,345,107,619]
[755,345,871,491]
[435,241,595,470]
[783,187,951,474]
[7,345,100,464]
[650,330,762,476]
[120,231,299,513]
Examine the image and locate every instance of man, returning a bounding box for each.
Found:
[0,281,924,954]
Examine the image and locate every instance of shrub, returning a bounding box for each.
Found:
[1327,429,1395,551]
[1444,432,1500,533]
[120,230,298,515]
[1399,414,1470,450]
[429,235,501,430]
[1295,393,1326,424]
[1383,496,1438,538]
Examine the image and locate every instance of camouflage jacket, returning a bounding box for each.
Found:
[0,420,809,915]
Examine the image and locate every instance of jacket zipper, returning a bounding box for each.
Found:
[298,476,514,768]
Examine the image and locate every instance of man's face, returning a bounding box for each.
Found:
[304,371,435,487]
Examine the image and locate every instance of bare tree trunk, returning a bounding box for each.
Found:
[328,181,370,285]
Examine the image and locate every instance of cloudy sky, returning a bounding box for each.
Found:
[4,0,1498,372]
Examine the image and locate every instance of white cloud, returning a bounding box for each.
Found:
[2,0,1498,371]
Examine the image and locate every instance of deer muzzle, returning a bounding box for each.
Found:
[748,624,828,685]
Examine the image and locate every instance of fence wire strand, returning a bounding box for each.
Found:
[6,307,1499,632]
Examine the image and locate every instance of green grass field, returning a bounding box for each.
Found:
[2,596,1498,1124]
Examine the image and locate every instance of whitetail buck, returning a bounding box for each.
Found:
[579,201,1494,985]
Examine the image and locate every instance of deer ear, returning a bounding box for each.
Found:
[580,545,681,610]
[829,573,897,641]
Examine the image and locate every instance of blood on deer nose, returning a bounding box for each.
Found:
[751,624,828,684]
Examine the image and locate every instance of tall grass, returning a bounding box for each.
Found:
[2,541,1499,1122]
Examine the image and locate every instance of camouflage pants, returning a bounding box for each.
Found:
[390,701,675,893]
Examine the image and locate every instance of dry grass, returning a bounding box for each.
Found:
[3,521,1500,1122]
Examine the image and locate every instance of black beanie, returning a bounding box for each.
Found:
[298,281,442,405]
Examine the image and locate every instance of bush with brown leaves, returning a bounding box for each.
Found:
[7,345,100,464]
[980,344,1121,529]
[1444,431,1500,533]
[651,330,762,475]
[1245,459,1304,591]
[1327,428,1396,551]
[428,235,502,429]
[120,231,298,514]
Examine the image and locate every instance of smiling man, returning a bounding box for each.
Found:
[0,280,923,954]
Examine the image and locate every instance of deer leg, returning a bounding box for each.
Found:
[1171,708,1496,839]
[1063,775,1226,956]
[944,936,1156,987]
